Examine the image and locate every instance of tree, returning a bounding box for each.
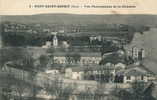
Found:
[39,55,49,68]
[43,77,75,100]
[111,81,156,100]
[46,47,55,54]
[0,48,27,69]
[132,81,156,100]
[0,47,37,100]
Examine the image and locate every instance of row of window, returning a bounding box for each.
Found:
[53,59,100,64]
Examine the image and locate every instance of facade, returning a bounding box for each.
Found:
[42,41,52,48]
[132,46,145,60]
[115,65,156,83]
[123,69,148,83]
[52,52,102,65]
[65,65,116,82]
[65,67,84,80]
[124,32,146,61]
[132,46,139,59]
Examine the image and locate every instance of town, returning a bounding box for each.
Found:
[0,15,157,100]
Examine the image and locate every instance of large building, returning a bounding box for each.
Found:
[65,65,116,82]
[52,52,102,65]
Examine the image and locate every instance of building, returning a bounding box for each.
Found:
[124,32,147,61]
[42,41,52,48]
[1,62,31,80]
[45,68,60,75]
[100,51,126,69]
[52,52,102,65]
[65,65,115,82]
[131,46,145,60]
[115,64,156,83]
[132,46,139,59]
[65,67,84,80]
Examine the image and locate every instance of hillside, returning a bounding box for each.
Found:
[1,14,157,26]
[126,28,157,73]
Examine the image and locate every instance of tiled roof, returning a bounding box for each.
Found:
[116,65,155,76]
[124,69,145,76]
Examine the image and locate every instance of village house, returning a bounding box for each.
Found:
[115,64,156,83]
[64,62,156,84]
[65,65,116,82]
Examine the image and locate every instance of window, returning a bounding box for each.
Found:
[141,76,144,80]
[126,76,131,80]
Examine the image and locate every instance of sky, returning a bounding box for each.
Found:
[0,0,157,15]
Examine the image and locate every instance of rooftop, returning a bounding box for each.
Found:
[116,64,155,76]
[67,65,115,72]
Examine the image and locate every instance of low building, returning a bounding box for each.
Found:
[65,67,84,80]
[115,64,156,83]
[65,65,115,82]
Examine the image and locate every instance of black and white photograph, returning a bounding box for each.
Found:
[0,14,157,100]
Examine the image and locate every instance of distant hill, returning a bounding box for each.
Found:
[1,14,157,26]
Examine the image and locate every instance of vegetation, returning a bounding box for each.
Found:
[112,81,156,100]
[43,77,75,100]
[0,48,33,69]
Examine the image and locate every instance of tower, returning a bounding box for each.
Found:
[53,34,58,47]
